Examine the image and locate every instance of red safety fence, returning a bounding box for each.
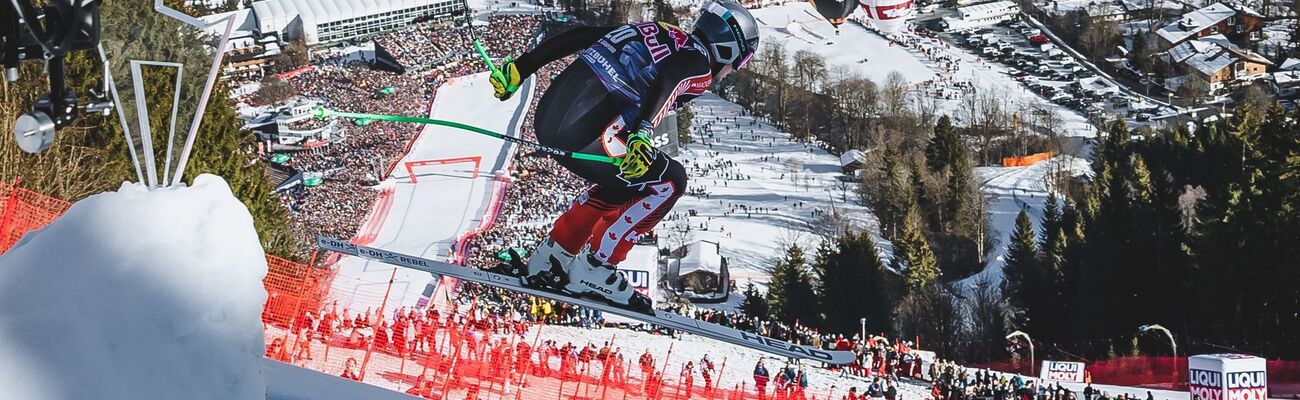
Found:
[262,253,336,329]
[0,178,72,254]
[972,356,1300,396]
[261,302,848,400]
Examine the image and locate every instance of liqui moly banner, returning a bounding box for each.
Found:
[1189,354,1268,400]
[1039,361,1086,382]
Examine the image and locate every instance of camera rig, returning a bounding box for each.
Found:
[2,0,113,153]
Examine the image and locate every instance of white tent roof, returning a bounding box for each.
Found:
[252,0,439,44]
[677,241,723,276]
[199,8,256,37]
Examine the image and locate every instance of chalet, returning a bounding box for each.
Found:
[1273,59,1300,98]
[1155,2,1265,49]
[1162,35,1271,93]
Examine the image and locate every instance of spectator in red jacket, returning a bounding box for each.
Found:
[754,360,771,399]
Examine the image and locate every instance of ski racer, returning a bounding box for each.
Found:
[486,0,760,311]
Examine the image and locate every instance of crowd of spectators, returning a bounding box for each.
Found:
[241,15,544,254]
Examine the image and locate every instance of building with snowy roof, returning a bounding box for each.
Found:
[666,240,731,303]
[1155,2,1264,49]
[1161,34,1271,93]
[251,0,466,45]
[1272,70,1300,98]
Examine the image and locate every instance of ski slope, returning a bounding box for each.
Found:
[959,156,1092,289]
[667,94,886,286]
[329,74,532,313]
[750,3,937,85]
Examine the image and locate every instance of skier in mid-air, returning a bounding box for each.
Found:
[487,0,760,311]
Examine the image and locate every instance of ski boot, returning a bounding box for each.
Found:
[563,253,654,314]
[521,238,577,290]
[489,248,529,276]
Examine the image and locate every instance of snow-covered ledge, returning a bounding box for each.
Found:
[0,175,268,399]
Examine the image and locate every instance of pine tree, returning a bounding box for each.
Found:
[925,115,962,174]
[739,281,769,320]
[1001,209,1038,328]
[896,205,939,289]
[766,244,820,326]
[815,231,894,336]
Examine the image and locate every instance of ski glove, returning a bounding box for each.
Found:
[619,122,657,180]
[489,58,522,101]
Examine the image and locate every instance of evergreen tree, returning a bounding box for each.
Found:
[739,281,770,320]
[1001,209,1038,328]
[896,205,939,289]
[814,231,895,336]
[925,115,962,174]
[766,244,820,326]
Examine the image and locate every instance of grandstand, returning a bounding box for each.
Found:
[252,0,468,45]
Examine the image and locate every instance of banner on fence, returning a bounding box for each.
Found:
[1190,354,1268,400]
[1040,360,1087,382]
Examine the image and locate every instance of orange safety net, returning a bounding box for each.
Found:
[0,178,72,254]
[261,268,862,400]
[262,312,848,400]
[262,254,335,328]
[1001,151,1054,167]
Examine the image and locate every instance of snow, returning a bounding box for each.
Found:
[264,359,414,400]
[536,324,937,399]
[665,94,886,284]
[329,73,532,314]
[0,175,268,400]
[750,3,937,85]
[958,156,1092,289]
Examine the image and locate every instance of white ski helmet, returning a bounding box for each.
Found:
[692,0,761,76]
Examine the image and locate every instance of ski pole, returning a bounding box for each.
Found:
[314,107,621,165]
[460,8,503,77]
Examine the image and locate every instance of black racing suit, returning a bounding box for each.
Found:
[512,22,712,265]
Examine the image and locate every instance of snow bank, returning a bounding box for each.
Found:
[0,174,268,400]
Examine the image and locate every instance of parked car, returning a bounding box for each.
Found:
[1028,34,1050,45]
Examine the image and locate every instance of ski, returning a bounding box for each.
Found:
[316,236,855,364]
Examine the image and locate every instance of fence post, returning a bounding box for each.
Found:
[284,250,319,364]
[359,268,397,381]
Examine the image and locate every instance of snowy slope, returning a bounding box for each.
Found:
[329,74,532,314]
[0,175,268,400]
[666,94,886,286]
[750,3,937,85]
[958,156,1092,289]
[537,324,935,399]
[265,359,416,400]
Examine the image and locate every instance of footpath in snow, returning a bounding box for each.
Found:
[959,156,1092,289]
[329,73,531,313]
[667,94,885,285]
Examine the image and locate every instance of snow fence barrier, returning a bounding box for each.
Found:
[0,178,71,254]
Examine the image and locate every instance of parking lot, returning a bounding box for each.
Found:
[935,19,1167,124]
